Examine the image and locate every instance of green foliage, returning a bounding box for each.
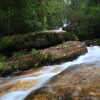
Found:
[0,34,28,51]
[0,62,6,73]
[0,0,99,38]
[0,61,19,75]
[0,0,33,34]
[12,50,27,57]
[31,48,37,54]
[11,61,19,70]
[77,4,100,40]
[0,53,6,62]
[31,49,55,67]
[63,0,100,40]
[0,0,64,35]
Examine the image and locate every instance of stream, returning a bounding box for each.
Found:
[0,46,100,100]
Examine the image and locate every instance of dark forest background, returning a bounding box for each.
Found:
[0,0,100,40]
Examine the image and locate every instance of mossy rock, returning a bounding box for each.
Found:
[83,38,100,46]
[0,41,86,76]
[0,50,56,76]
[0,30,79,56]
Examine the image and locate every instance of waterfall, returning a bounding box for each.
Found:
[58,19,70,30]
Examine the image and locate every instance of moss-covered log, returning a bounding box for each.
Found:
[0,30,78,56]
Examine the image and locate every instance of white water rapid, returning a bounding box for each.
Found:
[59,19,70,30]
[0,46,100,100]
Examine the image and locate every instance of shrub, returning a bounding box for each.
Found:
[12,50,27,58]
[0,53,6,62]
[0,62,6,73]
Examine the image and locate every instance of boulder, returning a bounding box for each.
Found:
[25,61,100,100]
[40,41,86,62]
[83,38,100,46]
[0,30,78,56]
[0,41,87,76]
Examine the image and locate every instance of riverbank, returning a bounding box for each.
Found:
[0,41,87,76]
[0,30,99,76]
[0,30,81,76]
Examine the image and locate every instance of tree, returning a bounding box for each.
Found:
[63,0,100,40]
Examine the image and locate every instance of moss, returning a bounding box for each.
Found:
[0,61,21,75]
[30,51,55,67]
[0,62,7,74]
[11,61,19,70]
[0,34,29,51]
[12,50,27,58]
[0,31,68,56]
[84,38,100,46]
[31,48,37,54]
[0,31,78,53]
[0,49,56,76]
[0,53,6,62]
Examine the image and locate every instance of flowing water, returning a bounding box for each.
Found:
[0,46,100,100]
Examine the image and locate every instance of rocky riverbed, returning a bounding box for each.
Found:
[25,61,100,100]
[0,46,100,100]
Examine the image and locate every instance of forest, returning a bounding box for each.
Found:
[0,0,100,75]
[0,0,100,39]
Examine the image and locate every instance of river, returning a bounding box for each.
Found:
[0,46,100,100]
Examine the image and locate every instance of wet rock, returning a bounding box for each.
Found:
[0,41,87,76]
[83,38,100,46]
[25,62,100,100]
